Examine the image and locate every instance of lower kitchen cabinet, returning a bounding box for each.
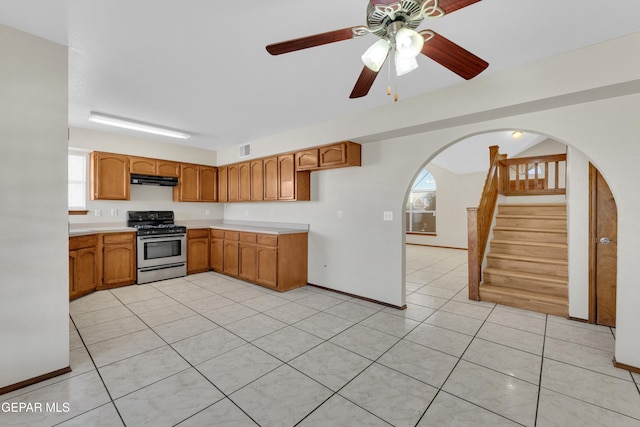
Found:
[211,228,307,291]
[238,232,257,282]
[101,232,137,288]
[210,229,224,272]
[187,229,210,274]
[223,232,239,276]
[69,235,98,300]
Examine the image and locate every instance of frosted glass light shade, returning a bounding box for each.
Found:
[395,52,419,76]
[395,28,424,58]
[361,39,390,72]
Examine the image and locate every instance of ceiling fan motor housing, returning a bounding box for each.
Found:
[367,0,425,39]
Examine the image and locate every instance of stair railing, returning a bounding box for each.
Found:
[467,146,503,300]
[503,153,567,195]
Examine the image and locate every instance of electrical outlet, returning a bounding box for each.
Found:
[205,209,210,216]
[110,208,118,216]
[383,211,393,221]
[94,209,101,217]
[337,210,343,219]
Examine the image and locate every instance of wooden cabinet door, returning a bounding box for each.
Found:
[296,149,319,170]
[218,166,228,202]
[320,143,347,168]
[256,245,277,289]
[157,160,180,178]
[69,251,77,299]
[102,233,136,287]
[75,247,98,295]
[200,166,218,202]
[91,152,130,200]
[227,164,239,202]
[263,157,278,201]
[223,240,239,276]
[250,160,264,201]
[238,162,251,202]
[210,238,224,271]
[239,242,257,281]
[176,163,200,202]
[130,156,156,175]
[187,231,210,274]
[278,154,296,200]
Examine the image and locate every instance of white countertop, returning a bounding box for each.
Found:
[69,220,309,236]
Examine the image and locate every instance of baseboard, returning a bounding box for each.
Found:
[613,358,640,374]
[0,366,72,396]
[306,283,406,310]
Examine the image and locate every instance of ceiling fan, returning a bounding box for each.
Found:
[266,0,489,99]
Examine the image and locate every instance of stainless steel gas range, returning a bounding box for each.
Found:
[127,211,187,284]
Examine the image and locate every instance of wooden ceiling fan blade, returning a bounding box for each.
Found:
[438,0,482,15]
[350,66,380,98]
[266,27,358,55]
[420,30,488,80]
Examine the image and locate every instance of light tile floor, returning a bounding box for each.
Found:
[3,245,640,426]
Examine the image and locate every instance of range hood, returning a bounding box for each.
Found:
[130,173,178,187]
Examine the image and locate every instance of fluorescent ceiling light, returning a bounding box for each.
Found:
[88,112,191,139]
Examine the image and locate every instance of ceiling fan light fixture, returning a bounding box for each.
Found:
[395,27,424,58]
[395,52,419,76]
[361,39,390,72]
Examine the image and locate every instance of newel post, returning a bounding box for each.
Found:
[467,207,480,301]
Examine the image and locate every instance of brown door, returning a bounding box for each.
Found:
[589,164,617,326]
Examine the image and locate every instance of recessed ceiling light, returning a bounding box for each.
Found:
[511,130,524,139]
[88,112,191,139]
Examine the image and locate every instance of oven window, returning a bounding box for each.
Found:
[144,240,182,260]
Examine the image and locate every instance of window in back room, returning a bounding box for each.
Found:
[68,149,87,210]
[406,168,436,234]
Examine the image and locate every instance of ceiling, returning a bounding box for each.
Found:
[1,0,640,154]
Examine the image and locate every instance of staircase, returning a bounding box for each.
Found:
[479,203,568,317]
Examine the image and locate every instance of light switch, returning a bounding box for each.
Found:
[383,211,393,221]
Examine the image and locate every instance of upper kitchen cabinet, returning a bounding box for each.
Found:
[173,163,217,202]
[90,151,130,200]
[174,163,200,202]
[200,166,218,202]
[130,156,180,178]
[218,166,228,202]
[263,154,310,201]
[295,141,361,171]
[250,160,264,201]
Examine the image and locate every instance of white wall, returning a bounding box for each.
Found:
[68,127,224,224]
[220,33,640,368]
[406,164,485,249]
[0,25,69,388]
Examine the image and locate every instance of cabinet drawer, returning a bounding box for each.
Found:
[211,229,225,239]
[239,232,257,243]
[102,232,135,244]
[257,234,278,247]
[224,231,239,241]
[188,229,209,239]
[69,234,98,250]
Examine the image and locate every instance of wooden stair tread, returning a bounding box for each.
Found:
[498,203,566,207]
[491,239,567,249]
[487,253,567,265]
[479,284,568,317]
[493,226,567,234]
[496,214,566,219]
[480,284,567,303]
[483,267,568,284]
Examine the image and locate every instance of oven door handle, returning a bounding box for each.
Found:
[139,234,186,241]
